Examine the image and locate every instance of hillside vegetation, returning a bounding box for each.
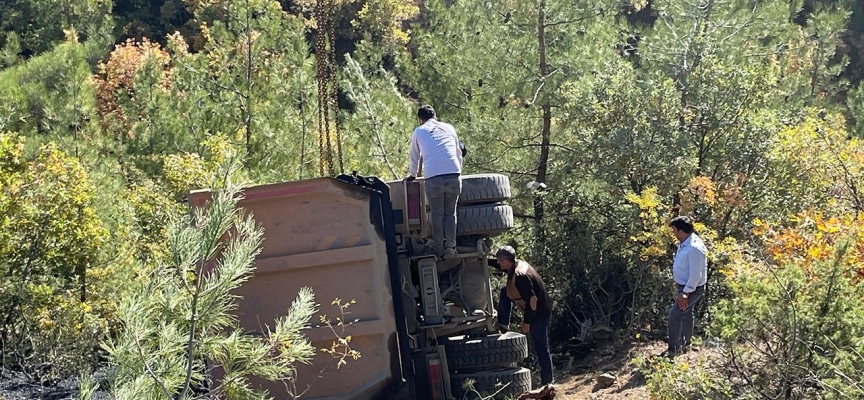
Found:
[1,0,864,398]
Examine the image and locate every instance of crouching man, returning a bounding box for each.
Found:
[495,246,553,385]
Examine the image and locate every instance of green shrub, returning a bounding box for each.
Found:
[712,213,864,399]
[0,134,111,381]
[633,355,732,400]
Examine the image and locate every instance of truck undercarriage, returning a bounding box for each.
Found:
[381,173,531,400]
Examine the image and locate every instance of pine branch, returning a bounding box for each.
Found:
[133,333,173,399]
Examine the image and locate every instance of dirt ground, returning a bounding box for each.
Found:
[550,340,663,400]
[543,338,720,400]
[538,338,710,400]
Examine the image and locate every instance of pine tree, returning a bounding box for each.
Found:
[105,160,319,400]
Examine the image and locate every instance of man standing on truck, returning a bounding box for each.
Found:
[666,215,708,358]
[407,105,463,258]
[495,246,554,386]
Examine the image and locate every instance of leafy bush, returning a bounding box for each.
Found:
[0,134,112,381]
[633,355,732,400]
[712,212,864,399]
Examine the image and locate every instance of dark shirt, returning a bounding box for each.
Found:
[505,260,551,324]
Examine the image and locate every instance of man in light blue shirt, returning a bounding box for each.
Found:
[667,216,708,357]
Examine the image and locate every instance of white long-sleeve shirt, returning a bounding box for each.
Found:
[408,118,463,178]
[672,233,708,293]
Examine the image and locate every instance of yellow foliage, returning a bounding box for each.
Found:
[166,31,190,55]
[163,152,209,194]
[0,136,116,377]
[626,186,660,209]
[162,132,245,195]
[626,184,729,267]
[630,0,649,11]
[294,0,418,46]
[767,110,863,213]
[626,187,676,261]
[685,176,717,206]
[355,0,419,45]
[62,27,79,43]
[750,211,864,281]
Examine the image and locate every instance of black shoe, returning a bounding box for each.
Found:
[657,347,681,360]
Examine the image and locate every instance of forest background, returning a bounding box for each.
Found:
[2,0,864,398]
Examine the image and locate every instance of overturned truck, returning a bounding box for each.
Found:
[189,173,530,399]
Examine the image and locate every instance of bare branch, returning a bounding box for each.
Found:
[543,11,604,28]
[355,77,399,179]
[503,142,577,152]
[817,129,863,213]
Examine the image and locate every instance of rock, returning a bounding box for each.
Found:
[704,336,723,349]
[517,384,556,400]
[586,325,614,342]
[596,373,617,388]
[569,342,594,359]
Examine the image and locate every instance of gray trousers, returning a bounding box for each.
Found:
[668,284,704,351]
[424,173,461,252]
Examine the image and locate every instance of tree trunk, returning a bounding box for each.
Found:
[534,0,551,251]
[244,0,254,158]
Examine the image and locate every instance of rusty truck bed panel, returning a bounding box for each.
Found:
[190,178,398,399]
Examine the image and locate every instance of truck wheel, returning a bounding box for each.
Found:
[456,204,513,237]
[459,174,511,205]
[450,367,531,400]
[444,332,528,371]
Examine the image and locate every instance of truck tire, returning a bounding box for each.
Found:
[459,174,511,205]
[444,332,528,371]
[450,367,531,399]
[456,204,513,237]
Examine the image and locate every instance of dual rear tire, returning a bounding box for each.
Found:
[446,175,527,399]
[455,174,513,238]
[444,332,531,399]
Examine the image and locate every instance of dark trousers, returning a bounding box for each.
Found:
[498,288,554,385]
[668,284,704,352]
